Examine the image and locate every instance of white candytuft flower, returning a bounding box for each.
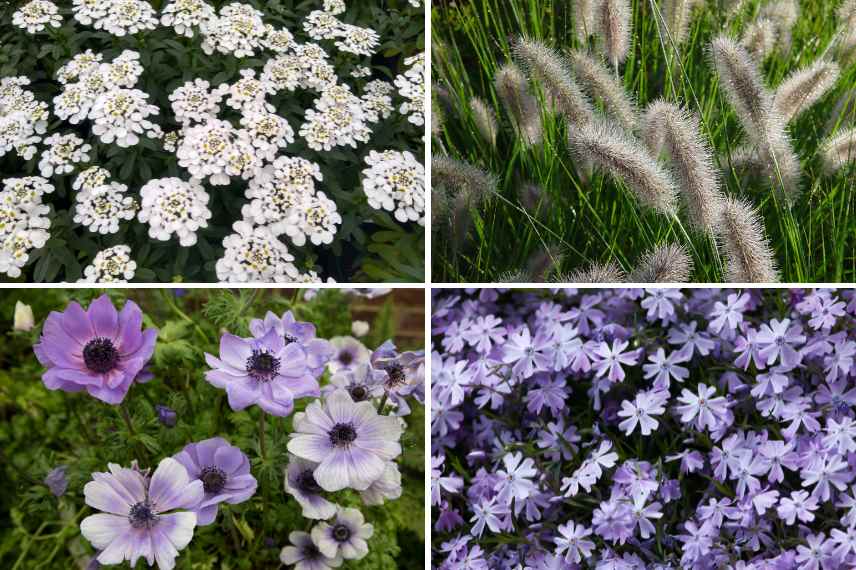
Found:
[176,118,241,186]
[223,69,275,112]
[361,80,394,123]
[241,156,321,235]
[56,50,103,84]
[39,133,91,177]
[75,0,159,37]
[285,193,342,247]
[361,150,425,225]
[299,84,370,151]
[0,77,50,161]
[216,221,299,283]
[239,105,294,161]
[12,0,63,33]
[73,166,112,192]
[262,45,337,94]
[79,245,136,283]
[200,2,266,58]
[161,0,216,37]
[394,53,425,126]
[138,178,212,246]
[262,25,296,53]
[74,182,138,235]
[89,88,159,147]
[323,0,346,14]
[169,79,227,125]
[0,177,52,278]
[335,24,381,56]
[304,10,343,40]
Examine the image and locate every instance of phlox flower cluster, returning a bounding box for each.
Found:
[432,287,856,570]
[0,176,53,278]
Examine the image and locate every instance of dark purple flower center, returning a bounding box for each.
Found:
[384,363,405,389]
[338,350,354,365]
[296,469,323,495]
[128,501,157,528]
[349,385,369,402]
[200,466,227,494]
[83,337,120,373]
[246,349,281,382]
[329,422,357,447]
[332,523,352,542]
[301,542,322,560]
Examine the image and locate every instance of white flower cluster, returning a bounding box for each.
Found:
[54,50,158,147]
[361,80,395,122]
[138,177,211,246]
[242,156,341,246]
[177,118,261,186]
[0,177,53,278]
[299,84,371,151]
[160,0,216,37]
[169,78,227,124]
[361,150,425,225]
[215,221,299,282]
[261,44,337,93]
[200,3,266,58]
[73,174,138,235]
[394,52,425,126]
[79,245,136,282]
[0,77,50,161]
[302,10,380,56]
[12,0,62,33]
[72,0,159,36]
[38,133,91,177]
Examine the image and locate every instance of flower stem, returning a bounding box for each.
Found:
[376,392,389,415]
[258,412,267,461]
[119,403,136,436]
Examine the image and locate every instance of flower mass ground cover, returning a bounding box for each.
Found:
[0,288,425,569]
[432,287,856,569]
[0,0,425,283]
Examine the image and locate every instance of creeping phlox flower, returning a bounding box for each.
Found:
[173,437,257,525]
[34,294,157,404]
[12,0,62,33]
[38,132,91,177]
[80,458,203,570]
[0,176,52,278]
[138,177,212,246]
[361,150,425,225]
[79,244,137,283]
[73,180,139,235]
[431,288,856,569]
[394,52,425,126]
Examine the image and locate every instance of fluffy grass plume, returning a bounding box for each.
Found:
[567,48,638,131]
[641,100,724,234]
[570,119,679,216]
[826,90,856,134]
[561,260,627,283]
[595,0,632,68]
[628,243,694,282]
[470,96,499,147]
[659,0,704,46]
[820,127,856,174]
[432,155,498,250]
[741,18,778,60]
[773,60,840,123]
[495,62,543,146]
[574,0,597,44]
[512,37,595,126]
[718,197,779,283]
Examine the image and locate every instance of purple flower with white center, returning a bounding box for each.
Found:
[756,318,806,368]
[794,533,836,570]
[370,340,426,407]
[172,437,257,525]
[279,530,342,570]
[808,296,846,331]
[825,339,856,383]
[34,294,158,405]
[553,520,594,563]
[592,339,640,382]
[79,458,203,570]
[802,455,852,501]
[776,490,818,525]
[668,321,715,358]
[326,336,369,374]
[525,373,567,416]
[433,352,470,407]
[675,383,730,431]
[249,310,333,376]
[642,347,689,388]
[284,455,337,520]
[432,455,463,507]
[617,391,665,436]
[462,314,505,353]
[630,492,663,539]
[470,496,508,538]
[641,288,683,321]
[287,389,402,492]
[204,328,319,416]
[494,452,537,503]
[45,465,68,497]
[500,325,551,378]
[311,507,374,561]
[327,363,385,403]
[708,292,750,334]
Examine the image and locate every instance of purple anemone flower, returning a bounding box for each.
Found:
[34,294,158,405]
[311,507,374,561]
[284,455,337,520]
[360,461,402,506]
[79,458,203,570]
[370,340,426,415]
[280,531,342,570]
[327,363,386,403]
[327,336,370,373]
[204,328,319,416]
[249,310,333,376]
[287,389,402,492]
[173,437,257,525]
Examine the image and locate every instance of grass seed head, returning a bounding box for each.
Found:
[718,197,779,283]
[470,96,499,148]
[741,18,778,60]
[574,0,597,44]
[570,118,680,216]
[773,60,840,123]
[710,35,771,130]
[820,127,856,174]
[561,260,626,283]
[495,62,543,147]
[567,48,638,131]
[628,243,694,282]
[595,0,632,67]
[658,0,704,47]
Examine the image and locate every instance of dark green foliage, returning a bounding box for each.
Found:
[0,288,425,569]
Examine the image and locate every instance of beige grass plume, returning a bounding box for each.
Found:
[512,36,595,127]
[628,243,694,282]
[569,118,679,216]
[469,96,499,148]
[495,62,543,147]
[820,127,856,174]
[574,0,597,44]
[567,48,637,131]
[432,155,498,245]
[595,0,632,68]
[641,100,724,234]
[741,18,778,60]
[560,260,627,283]
[718,197,779,283]
[658,0,705,47]
[773,60,840,123]
[826,90,856,134]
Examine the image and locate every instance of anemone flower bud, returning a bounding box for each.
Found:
[13,301,34,331]
[44,465,68,497]
[155,404,177,428]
